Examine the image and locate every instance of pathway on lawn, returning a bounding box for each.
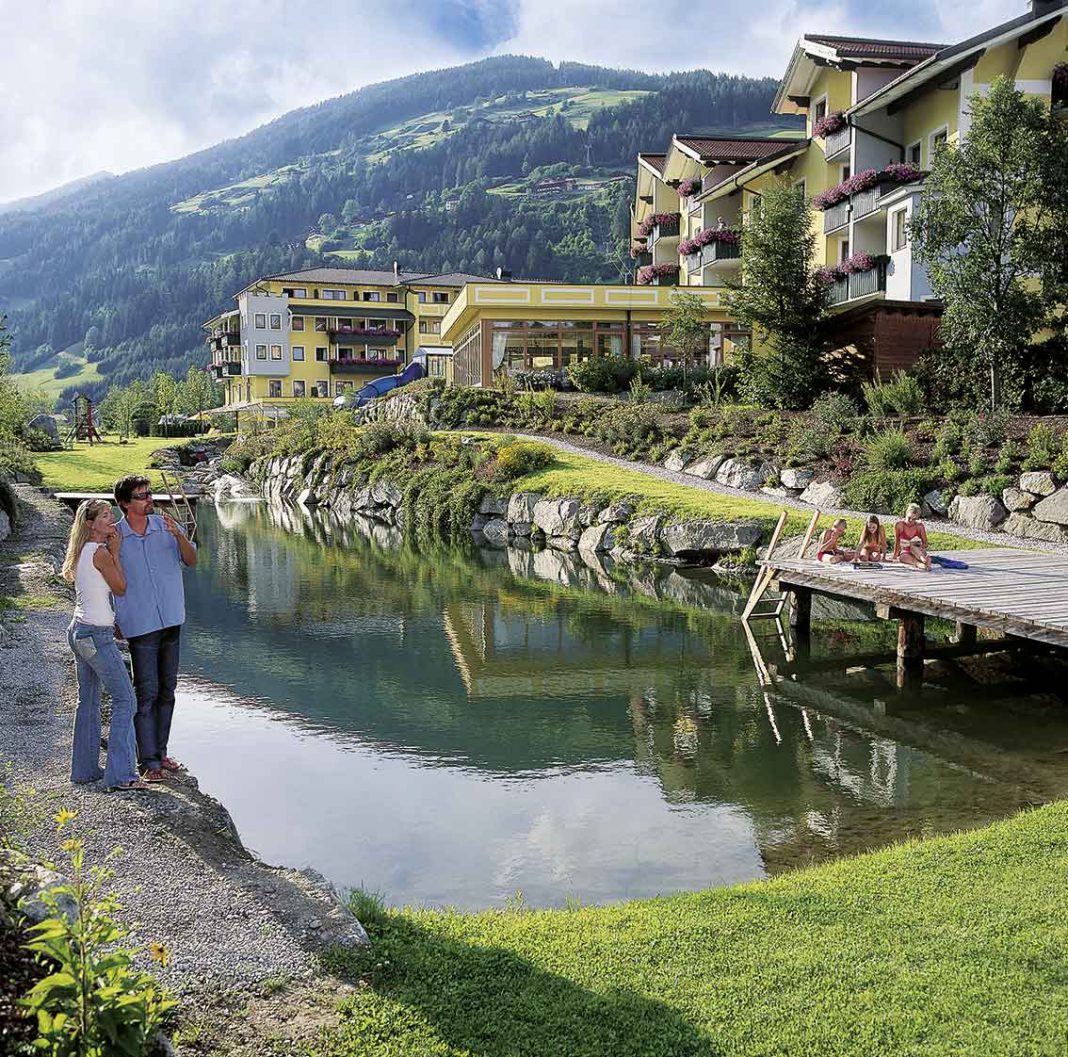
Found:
[516,433,1068,554]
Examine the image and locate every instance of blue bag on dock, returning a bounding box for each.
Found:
[931,555,969,570]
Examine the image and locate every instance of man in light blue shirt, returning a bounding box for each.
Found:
[113,474,197,782]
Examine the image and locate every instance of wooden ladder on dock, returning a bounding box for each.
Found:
[743,509,821,623]
[159,470,198,541]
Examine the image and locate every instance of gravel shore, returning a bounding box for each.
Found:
[0,487,366,1053]
[516,432,1067,553]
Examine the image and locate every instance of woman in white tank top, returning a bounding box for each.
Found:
[61,500,147,791]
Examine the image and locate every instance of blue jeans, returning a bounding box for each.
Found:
[128,625,181,772]
[68,621,139,789]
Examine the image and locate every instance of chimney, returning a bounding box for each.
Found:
[495,266,512,281]
[393,259,400,281]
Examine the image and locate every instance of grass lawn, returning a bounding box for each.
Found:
[313,802,1068,1056]
[33,437,172,493]
[494,441,979,552]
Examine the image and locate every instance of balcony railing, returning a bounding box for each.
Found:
[823,125,850,160]
[330,358,403,374]
[823,200,851,234]
[210,362,243,379]
[851,186,882,222]
[647,217,680,252]
[700,240,741,266]
[826,261,887,306]
[684,251,702,273]
[328,326,402,343]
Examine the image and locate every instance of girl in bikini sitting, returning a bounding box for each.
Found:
[855,515,887,563]
[894,503,932,571]
[816,518,855,564]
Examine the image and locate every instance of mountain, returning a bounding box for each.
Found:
[0,55,799,401]
[0,171,115,216]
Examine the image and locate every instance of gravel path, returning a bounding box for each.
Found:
[517,433,1068,554]
[0,488,364,1048]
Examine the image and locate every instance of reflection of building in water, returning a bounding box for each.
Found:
[441,600,711,699]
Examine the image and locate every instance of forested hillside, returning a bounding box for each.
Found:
[0,55,797,401]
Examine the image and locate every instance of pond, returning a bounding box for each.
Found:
[173,503,1068,909]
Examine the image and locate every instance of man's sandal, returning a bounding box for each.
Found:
[160,756,182,772]
[109,779,153,792]
[142,769,169,783]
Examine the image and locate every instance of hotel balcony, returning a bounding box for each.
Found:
[822,125,850,161]
[646,217,680,254]
[328,325,402,345]
[823,200,851,234]
[826,259,887,307]
[329,357,403,374]
[210,362,243,379]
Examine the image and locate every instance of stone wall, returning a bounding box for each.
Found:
[255,454,767,567]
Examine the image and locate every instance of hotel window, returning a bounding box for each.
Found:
[838,238,850,263]
[292,316,305,331]
[929,126,948,157]
[892,209,908,252]
[321,289,346,300]
[812,95,827,131]
[269,313,282,330]
[315,346,328,362]
[432,291,450,304]
[363,291,380,302]
[292,345,305,361]
[370,318,386,329]
[793,179,806,203]
[906,141,921,166]
[282,287,307,298]
[270,344,282,360]
[335,382,345,397]
[840,164,851,182]
[386,292,399,303]
[255,344,267,359]
[315,317,328,331]
[292,380,306,397]
[417,291,427,303]
[314,380,329,397]
[254,313,266,329]
[419,319,441,335]
[268,380,282,398]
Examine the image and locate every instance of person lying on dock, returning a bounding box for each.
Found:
[894,504,932,571]
[816,518,855,564]
[855,515,887,563]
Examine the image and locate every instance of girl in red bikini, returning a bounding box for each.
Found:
[855,515,887,563]
[816,518,855,564]
[893,503,931,571]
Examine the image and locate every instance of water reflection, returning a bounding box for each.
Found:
[173,502,1068,908]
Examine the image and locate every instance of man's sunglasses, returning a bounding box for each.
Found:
[130,491,153,501]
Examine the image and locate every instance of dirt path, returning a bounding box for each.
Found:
[0,487,365,1055]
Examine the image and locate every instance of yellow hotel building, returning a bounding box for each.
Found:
[632,0,1067,376]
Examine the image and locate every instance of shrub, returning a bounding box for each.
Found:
[1053,436,1068,482]
[842,469,932,514]
[977,474,1013,498]
[861,372,924,419]
[785,419,833,462]
[628,375,653,404]
[495,441,554,479]
[567,357,637,394]
[932,421,963,459]
[914,418,939,442]
[809,392,860,435]
[1023,422,1060,470]
[863,429,912,470]
[352,419,429,461]
[995,440,1020,474]
[0,433,40,482]
[967,450,988,477]
[594,404,667,457]
[220,429,278,476]
[514,389,557,429]
[971,409,1011,449]
[957,478,980,497]
[937,457,962,483]
[513,368,568,391]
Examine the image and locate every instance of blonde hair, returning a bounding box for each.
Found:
[905,502,922,519]
[61,500,111,582]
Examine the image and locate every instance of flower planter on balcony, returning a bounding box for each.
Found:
[823,258,888,306]
[330,358,403,374]
[328,327,402,344]
[636,263,680,286]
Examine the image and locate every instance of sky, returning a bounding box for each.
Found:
[0,0,1030,204]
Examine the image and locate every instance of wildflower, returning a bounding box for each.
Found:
[149,942,171,968]
[54,808,78,829]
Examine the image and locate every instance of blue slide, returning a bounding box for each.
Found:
[342,361,426,409]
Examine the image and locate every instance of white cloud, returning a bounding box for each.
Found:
[0,0,1035,203]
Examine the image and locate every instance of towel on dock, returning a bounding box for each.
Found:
[931,555,969,570]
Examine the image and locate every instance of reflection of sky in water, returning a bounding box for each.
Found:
[173,506,1063,909]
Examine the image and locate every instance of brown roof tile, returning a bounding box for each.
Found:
[638,153,667,174]
[675,137,794,162]
[805,34,945,62]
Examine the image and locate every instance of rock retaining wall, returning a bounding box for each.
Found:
[255,454,766,566]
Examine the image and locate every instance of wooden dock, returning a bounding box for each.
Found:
[757,547,1068,689]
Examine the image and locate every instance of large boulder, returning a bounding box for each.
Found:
[660,520,763,558]
[533,497,582,539]
[662,450,689,473]
[1001,487,1037,513]
[799,479,844,509]
[922,488,949,517]
[1032,486,1068,527]
[948,493,1007,530]
[627,514,663,551]
[684,455,727,481]
[507,492,542,524]
[714,458,765,491]
[479,495,508,516]
[780,467,815,491]
[599,502,634,524]
[351,486,375,512]
[371,481,403,508]
[480,519,512,546]
[1018,471,1057,497]
[1001,512,1068,544]
[578,523,617,555]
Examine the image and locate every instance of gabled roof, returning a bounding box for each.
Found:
[698,140,811,202]
[674,136,796,164]
[802,35,944,62]
[249,267,504,290]
[637,153,666,176]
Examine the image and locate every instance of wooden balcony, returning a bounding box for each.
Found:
[700,240,741,266]
[823,125,850,160]
[826,260,887,306]
[823,200,851,234]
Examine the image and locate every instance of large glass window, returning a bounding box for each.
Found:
[292,316,305,331]
[293,380,306,397]
[292,345,305,361]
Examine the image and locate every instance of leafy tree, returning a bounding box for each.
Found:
[912,76,1068,412]
[725,179,827,408]
[664,290,708,377]
[99,380,149,439]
